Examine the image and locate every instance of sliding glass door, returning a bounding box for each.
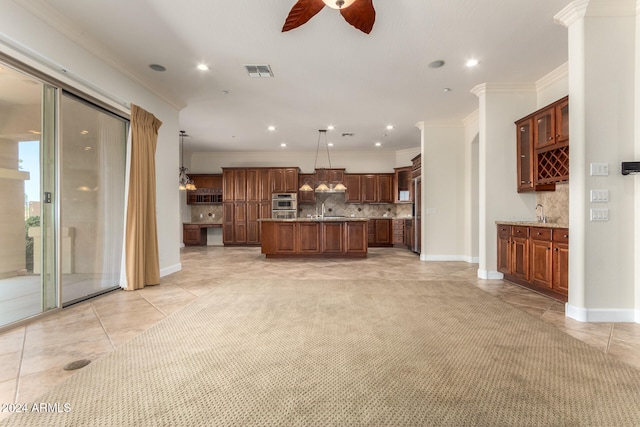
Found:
[0,59,128,327]
[59,93,127,305]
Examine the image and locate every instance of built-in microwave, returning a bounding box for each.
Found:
[272,193,297,211]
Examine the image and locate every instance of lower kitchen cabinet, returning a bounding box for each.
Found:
[497,223,568,300]
[368,219,393,247]
[260,220,368,257]
[183,223,221,246]
[392,219,405,246]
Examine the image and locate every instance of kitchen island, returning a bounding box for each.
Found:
[260,217,368,258]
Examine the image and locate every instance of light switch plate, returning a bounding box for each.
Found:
[590,208,609,221]
[590,189,609,202]
[590,163,609,176]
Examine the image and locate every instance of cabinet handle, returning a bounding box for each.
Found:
[547,247,550,250]
[521,155,526,158]
[548,136,553,140]
[556,134,560,138]
[521,180,525,184]
[537,232,541,235]
[554,248,558,251]
[528,180,532,183]
[564,235,568,238]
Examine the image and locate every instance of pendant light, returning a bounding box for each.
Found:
[299,129,347,193]
[178,131,196,191]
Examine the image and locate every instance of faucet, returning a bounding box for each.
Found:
[536,204,547,223]
[321,203,325,219]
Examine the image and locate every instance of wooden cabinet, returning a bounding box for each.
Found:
[183,224,205,246]
[497,224,569,300]
[497,225,529,281]
[260,220,368,258]
[270,167,299,193]
[530,227,553,289]
[405,219,414,250]
[515,96,568,191]
[187,174,223,204]
[223,169,246,202]
[516,118,555,193]
[352,174,394,204]
[344,174,362,203]
[392,219,405,246]
[394,166,412,203]
[223,202,247,244]
[552,229,569,296]
[368,218,393,247]
[298,173,316,204]
[315,168,345,189]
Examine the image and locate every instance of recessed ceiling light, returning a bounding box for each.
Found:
[268,126,276,131]
[465,59,479,68]
[327,125,335,130]
[386,125,394,130]
[80,130,89,135]
[428,60,445,68]
[197,63,209,71]
[328,142,334,147]
[280,143,287,148]
[375,142,382,147]
[149,64,166,72]
[443,88,452,92]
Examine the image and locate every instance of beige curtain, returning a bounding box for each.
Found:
[123,105,162,290]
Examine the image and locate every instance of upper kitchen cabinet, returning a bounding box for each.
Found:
[298,173,316,204]
[515,96,569,191]
[186,174,223,204]
[315,168,345,189]
[270,167,299,193]
[223,169,247,202]
[344,174,362,203]
[394,166,412,203]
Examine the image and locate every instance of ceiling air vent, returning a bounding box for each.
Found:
[244,64,273,78]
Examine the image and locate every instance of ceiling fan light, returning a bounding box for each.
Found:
[322,0,356,9]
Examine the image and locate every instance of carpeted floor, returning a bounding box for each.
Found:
[2,278,640,426]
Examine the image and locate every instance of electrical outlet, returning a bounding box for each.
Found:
[590,208,609,221]
[590,189,609,202]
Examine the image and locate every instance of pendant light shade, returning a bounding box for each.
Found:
[178,131,196,191]
[299,129,347,193]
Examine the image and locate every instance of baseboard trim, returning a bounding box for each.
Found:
[566,304,638,323]
[422,255,467,262]
[477,269,504,280]
[463,256,480,264]
[161,263,181,277]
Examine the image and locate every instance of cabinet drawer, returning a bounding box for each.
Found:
[552,228,569,243]
[497,225,511,238]
[530,227,551,241]
[511,226,529,237]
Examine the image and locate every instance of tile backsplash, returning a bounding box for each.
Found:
[536,182,569,225]
[299,193,413,218]
[190,204,224,224]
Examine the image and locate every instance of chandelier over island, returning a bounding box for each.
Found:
[299,129,347,193]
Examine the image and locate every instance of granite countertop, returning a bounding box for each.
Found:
[495,220,568,229]
[183,222,222,226]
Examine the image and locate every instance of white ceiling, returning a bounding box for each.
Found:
[13,0,572,152]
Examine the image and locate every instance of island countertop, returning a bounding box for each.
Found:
[259,217,369,222]
[495,220,568,229]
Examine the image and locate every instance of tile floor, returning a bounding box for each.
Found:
[1,246,639,422]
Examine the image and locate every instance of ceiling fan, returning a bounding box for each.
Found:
[282,0,376,34]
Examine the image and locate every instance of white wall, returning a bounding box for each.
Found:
[463,112,480,263]
[417,124,466,260]
[0,0,182,277]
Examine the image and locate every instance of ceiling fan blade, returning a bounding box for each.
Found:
[340,0,376,34]
[282,0,326,32]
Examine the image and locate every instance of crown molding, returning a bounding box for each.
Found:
[536,62,568,92]
[470,83,536,98]
[415,121,425,131]
[554,0,589,27]
[14,0,186,110]
[463,109,479,127]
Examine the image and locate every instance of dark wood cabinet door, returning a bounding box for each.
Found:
[298,174,316,204]
[246,202,260,244]
[553,242,569,296]
[284,168,299,192]
[270,168,285,193]
[361,175,377,203]
[555,98,569,144]
[511,236,529,281]
[223,170,234,202]
[344,174,362,203]
[377,174,394,203]
[233,202,247,243]
[516,118,534,192]
[322,222,344,253]
[374,219,392,245]
[534,107,556,149]
[223,202,235,244]
[274,222,296,253]
[183,225,204,246]
[233,170,246,201]
[497,235,511,274]
[530,239,552,288]
[298,222,321,253]
[246,169,259,202]
[345,221,367,254]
